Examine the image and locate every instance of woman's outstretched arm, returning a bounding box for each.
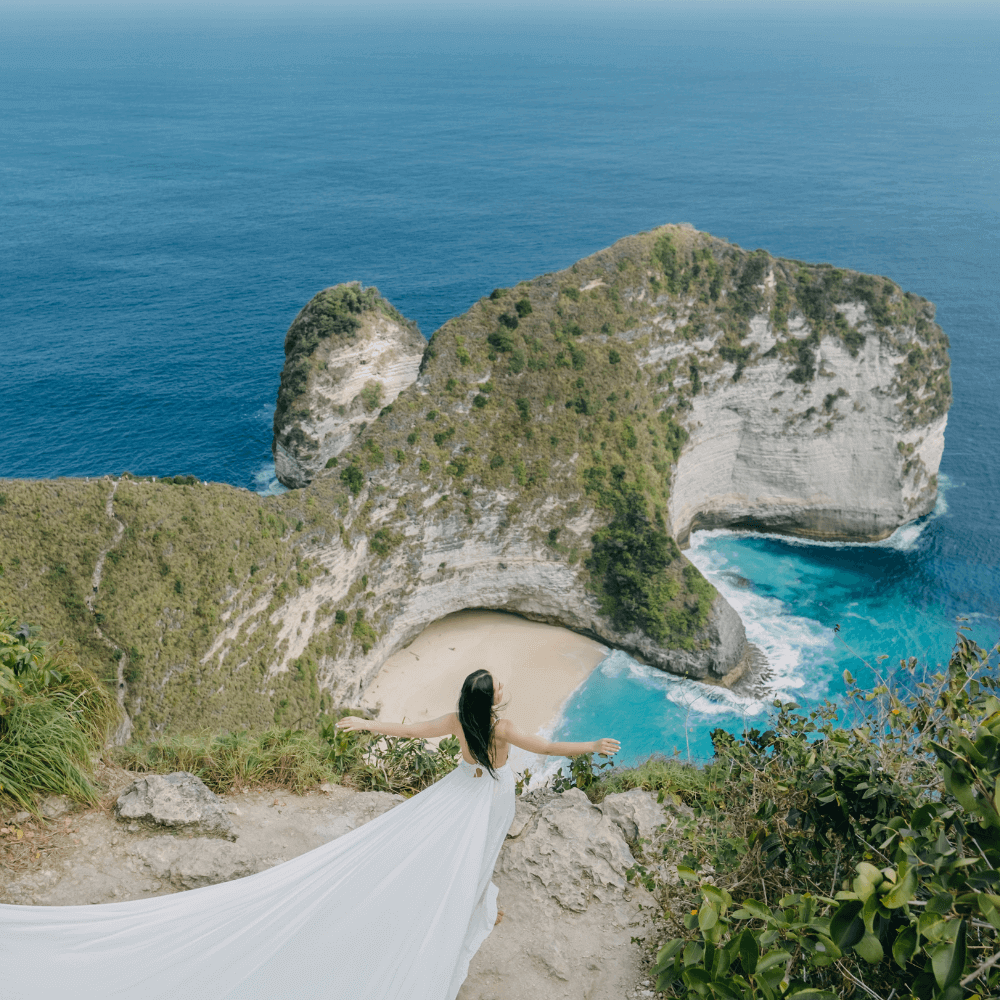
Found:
[335,713,457,740]
[495,719,619,758]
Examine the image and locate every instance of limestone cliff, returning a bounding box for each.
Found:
[272,284,425,489]
[0,226,950,737]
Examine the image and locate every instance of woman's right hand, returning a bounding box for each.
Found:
[592,738,621,757]
[335,716,370,733]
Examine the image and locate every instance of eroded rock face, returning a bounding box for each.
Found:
[272,283,425,488]
[115,772,235,840]
[667,328,947,544]
[460,787,664,999]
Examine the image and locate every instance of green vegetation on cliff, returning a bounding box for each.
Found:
[568,632,1000,1000]
[0,477,335,737]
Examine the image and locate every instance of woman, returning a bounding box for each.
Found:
[1,669,619,1000]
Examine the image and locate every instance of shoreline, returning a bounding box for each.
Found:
[360,610,609,769]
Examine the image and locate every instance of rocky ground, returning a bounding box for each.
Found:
[0,768,676,999]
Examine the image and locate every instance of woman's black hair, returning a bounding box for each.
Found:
[458,669,498,778]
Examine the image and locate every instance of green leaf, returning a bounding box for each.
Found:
[699,900,719,931]
[892,925,918,968]
[652,939,683,975]
[739,929,760,975]
[930,921,966,989]
[755,949,792,973]
[740,899,771,921]
[707,979,742,1000]
[829,899,864,950]
[786,991,838,1000]
[677,865,700,883]
[856,861,884,886]
[882,865,917,908]
[854,932,884,964]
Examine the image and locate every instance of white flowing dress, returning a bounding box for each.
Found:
[0,759,516,1000]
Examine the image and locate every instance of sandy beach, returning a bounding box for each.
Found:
[361,610,608,763]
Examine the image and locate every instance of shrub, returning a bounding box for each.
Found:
[608,349,621,364]
[489,288,505,300]
[340,464,364,494]
[487,330,516,353]
[406,432,418,445]
[433,427,455,447]
[359,381,383,412]
[508,349,525,373]
[654,234,682,293]
[498,312,519,330]
[325,456,338,469]
[334,609,348,625]
[368,528,399,558]
[489,454,505,469]
[638,632,1000,1000]
[473,394,489,409]
[561,286,580,301]
[515,298,533,317]
[352,615,378,653]
[586,483,699,646]
[516,398,530,423]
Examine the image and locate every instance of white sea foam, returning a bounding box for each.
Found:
[687,536,835,706]
[252,462,288,496]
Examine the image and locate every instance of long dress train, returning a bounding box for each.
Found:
[0,759,516,1000]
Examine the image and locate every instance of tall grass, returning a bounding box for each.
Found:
[1,603,119,813]
[0,693,100,810]
[114,725,462,797]
[115,728,338,795]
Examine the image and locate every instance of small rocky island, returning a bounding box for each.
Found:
[0,225,950,738]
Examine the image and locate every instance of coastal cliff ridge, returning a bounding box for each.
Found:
[0,225,950,737]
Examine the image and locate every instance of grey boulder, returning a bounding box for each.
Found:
[600,788,667,845]
[116,772,235,840]
[129,836,269,890]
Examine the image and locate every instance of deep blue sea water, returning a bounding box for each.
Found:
[2,2,998,761]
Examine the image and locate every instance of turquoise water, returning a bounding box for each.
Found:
[2,2,998,756]
[553,481,999,765]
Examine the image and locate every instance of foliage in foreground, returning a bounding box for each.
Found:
[1,594,119,812]
[114,715,460,798]
[573,632,1000,1000]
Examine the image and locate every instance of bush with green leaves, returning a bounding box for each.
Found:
[618,631,1000,1000]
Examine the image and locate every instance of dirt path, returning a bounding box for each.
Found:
[84,477,132,744]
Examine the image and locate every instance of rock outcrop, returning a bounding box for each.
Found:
[0,226,951,733]
[115,772,235,840]
[461,787,662,999]
[272,283,425,488]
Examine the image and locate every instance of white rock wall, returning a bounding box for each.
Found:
[273,311,426,488]
[664,317,946,544]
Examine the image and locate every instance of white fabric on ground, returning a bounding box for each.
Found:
[0,759,516,1000]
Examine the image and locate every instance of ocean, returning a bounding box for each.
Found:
[2,1,998,763]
